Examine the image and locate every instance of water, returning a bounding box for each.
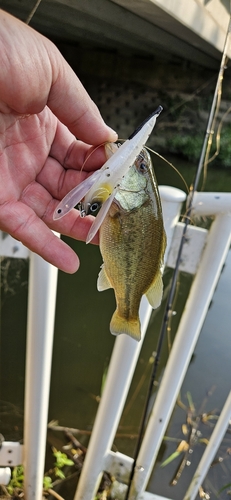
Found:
[0,156,230,498]
[148,249,231,500]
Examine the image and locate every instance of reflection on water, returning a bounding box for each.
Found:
[0,156,230,498]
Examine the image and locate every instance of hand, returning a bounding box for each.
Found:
[0,10,117,273]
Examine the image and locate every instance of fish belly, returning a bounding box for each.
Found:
[99,200,165,341]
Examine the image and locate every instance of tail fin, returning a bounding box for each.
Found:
[110,310,141,342]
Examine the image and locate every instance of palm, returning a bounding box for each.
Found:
[0,108,103,272]
[2,110,56,198]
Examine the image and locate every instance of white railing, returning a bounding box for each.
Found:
[0,187,230,500]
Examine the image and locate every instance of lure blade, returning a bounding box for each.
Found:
[53,169,102,220]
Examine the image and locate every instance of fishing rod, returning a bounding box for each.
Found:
[125,14,231,500]
[25,0,43,24]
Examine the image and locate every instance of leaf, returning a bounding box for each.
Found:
[43,476,53,491]
[64,458,74,466]
[7,485,14,496]
[53,450,73,468]
[186,391,195,412]
[218,482,231,494]
[161,451,181,467]
[55,468,66,479]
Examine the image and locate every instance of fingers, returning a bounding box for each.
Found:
[20,179,99,244]
[46,43,117,145]
[36,150,107,204]
[49,120,110,172]
[0,200,80,273]
[0,10,117,146]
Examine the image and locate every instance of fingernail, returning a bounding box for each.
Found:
[107,126,118,140]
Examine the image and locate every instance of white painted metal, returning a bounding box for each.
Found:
[0,442,23,467]
[191,191,231,216]
[23,251,59,500]
[74,186,186,500]
[158,185,186,260]
[128,213,231,499]
[105,450,134,483]
[0,467,11,485]
[184,390,231,500]
[0,232,29,259]
[142,494,172,500]
[166,223,207,274]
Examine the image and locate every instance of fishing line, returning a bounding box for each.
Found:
[125,14,231,500]
[146,147,190,194]
[79,142,108,173]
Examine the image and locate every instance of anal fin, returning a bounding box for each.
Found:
[145,271,163,309]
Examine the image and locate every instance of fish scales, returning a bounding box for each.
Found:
[97,148,166,341]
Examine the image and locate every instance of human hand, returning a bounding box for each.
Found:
[0,10,117,273]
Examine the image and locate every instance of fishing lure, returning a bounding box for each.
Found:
[53,106,163,242]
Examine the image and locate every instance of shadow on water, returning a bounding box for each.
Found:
[0,155,230,498]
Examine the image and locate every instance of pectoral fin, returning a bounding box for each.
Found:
[97,265,112,291]
[145,271,163,309]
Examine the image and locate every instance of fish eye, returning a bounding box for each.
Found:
[137,161,148,173]
[90,202,101,213]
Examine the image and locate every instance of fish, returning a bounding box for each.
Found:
[53,106,163,244]
[84,146,166,342]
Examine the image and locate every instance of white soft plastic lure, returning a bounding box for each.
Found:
[53,106,163,242]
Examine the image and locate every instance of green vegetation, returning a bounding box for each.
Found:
[166,124,231,167]
[0,449,74,499]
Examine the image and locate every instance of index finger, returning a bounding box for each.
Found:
[47,47,117,145]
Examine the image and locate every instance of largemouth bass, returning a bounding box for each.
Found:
[53,109,165,341]
[85,146,166,342]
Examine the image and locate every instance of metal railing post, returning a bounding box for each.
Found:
[23,251,59,500]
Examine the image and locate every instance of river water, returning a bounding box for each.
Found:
[0,155,230,499]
